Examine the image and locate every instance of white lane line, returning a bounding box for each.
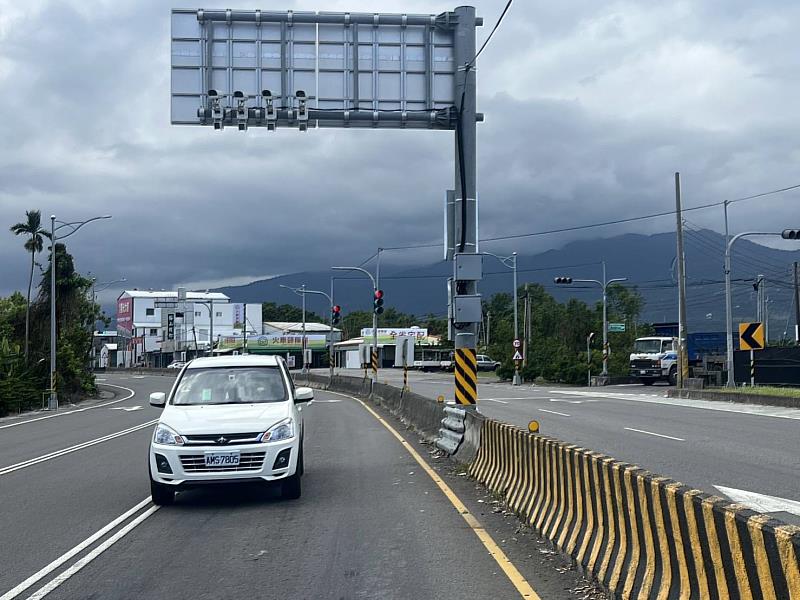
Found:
[482,399,509,404]
[550,389,800,421]
[24,505,160,600]
[0,498,152,600]
[0,384,136,430]
[481,397,533,401]
[0,420,158,476]
[549,398,586,404]
[539,409,570,417]
[624,427,685,441]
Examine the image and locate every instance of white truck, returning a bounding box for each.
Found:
[629,337,678,386]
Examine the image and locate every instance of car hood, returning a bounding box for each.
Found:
[160,402,291,435]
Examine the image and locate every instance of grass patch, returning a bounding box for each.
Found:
[710,386,800,398]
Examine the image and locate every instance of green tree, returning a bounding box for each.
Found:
[261,302,324,324]
[10,210,48,361]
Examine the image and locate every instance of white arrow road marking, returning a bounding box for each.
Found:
[715,485,800,517]
[0,384,136,430]
[624,427,685,441]
[539,409,570,417]
[109,406,143,412]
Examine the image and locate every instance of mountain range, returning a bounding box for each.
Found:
[216,229,800,338]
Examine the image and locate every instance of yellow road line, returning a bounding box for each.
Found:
[326,389,542,600]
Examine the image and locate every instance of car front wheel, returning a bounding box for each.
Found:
[150,476,175,506]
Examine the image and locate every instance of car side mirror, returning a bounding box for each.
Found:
[149,392,166,407]
[295,387,314,403]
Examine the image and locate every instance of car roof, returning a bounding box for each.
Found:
[186,355,282,369]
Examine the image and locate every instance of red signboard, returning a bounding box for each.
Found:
[117,297,132,334]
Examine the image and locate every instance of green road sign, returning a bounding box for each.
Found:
[608,323,626,333]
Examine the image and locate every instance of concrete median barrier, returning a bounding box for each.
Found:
[469,419,800,600]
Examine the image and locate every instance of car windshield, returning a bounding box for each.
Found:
[633,340,663,354]
[172,367,288,405]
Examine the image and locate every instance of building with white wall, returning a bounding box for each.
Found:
[115,290,261,366]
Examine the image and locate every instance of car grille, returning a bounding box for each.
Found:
[182,432,262,446]
[630,359,658,369]
[179,452,266,472]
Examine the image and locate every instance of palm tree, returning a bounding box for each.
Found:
[10,210,48,361]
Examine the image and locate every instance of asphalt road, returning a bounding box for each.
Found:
[323,368,800,526]
[0,372,602,600]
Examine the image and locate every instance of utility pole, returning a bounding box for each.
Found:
[301,284,307,373]
[794,262,800,343]
[242,302,248,354]
[486,312,490,345]
[523,284,531,368]
[675,172,689,388]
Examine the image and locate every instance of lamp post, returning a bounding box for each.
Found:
[724,230,800,387]
[332,266,379,384]
[555,261,627,378]
[282,284,335,380]
[481,251,521,385]
[49,214,111,410]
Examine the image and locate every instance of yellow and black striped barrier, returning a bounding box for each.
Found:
[454,348,478,405]
[371,350,379,377]
[469,420,800,600]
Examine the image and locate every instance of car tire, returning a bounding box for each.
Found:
[150,476,175,506]
[668,366,678,386]
[281,472,302,500]
[297,444,304,477]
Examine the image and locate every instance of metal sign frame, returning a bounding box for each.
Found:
[171,9,483,130]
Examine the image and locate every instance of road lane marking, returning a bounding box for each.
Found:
[24,505,160,600]
[548,398,586,404]
[538,409,570,417]
[623,427,685,441]
[549,390,800,421]
[0,384,136,430]
[0,498,153,600]
[482,399,509,404]
[326,390,541,600]
[0,420,158,476]
[109,406,143,412]
[714,485,800,517]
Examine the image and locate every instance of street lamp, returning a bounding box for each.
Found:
[281,284,335,380]
[724,229,800,387]
[481,251,521,385]
[331,266,379,384]
[49,214,112,410]
[554,261,627,378]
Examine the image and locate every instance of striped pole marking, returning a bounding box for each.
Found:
[454,348,478,405]
[371,350,379,377]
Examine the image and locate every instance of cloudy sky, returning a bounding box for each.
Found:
[2,0,799,302]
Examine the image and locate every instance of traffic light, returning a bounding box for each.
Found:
[781,229,800,240]
[554,276,573,284]
[331,305,341,326]
[374,290,385,315]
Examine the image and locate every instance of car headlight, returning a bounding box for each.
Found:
[153,423,184,446]
[260,418,295,443]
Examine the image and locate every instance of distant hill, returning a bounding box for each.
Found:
[217,230,800,339]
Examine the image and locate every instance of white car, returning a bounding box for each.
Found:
[148,355,312,505]
[166,361,185,370]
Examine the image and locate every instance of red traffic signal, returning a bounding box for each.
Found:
[374,289,384,300]
[374,289,385,314]
[332,305,341,313]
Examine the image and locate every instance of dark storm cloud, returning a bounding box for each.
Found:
[2,0,799,297]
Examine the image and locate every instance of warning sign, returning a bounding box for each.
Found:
[513,350,523,361]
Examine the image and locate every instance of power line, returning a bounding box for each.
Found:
[465,0,514,70]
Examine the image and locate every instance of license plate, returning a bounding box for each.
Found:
[640,370,647,375]
[204,452,240,467]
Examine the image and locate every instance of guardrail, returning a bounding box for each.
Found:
[470,420,800,600]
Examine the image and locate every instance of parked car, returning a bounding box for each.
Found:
[476,354,500,371]
[148,355,312,505]
[166,361,185,369]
